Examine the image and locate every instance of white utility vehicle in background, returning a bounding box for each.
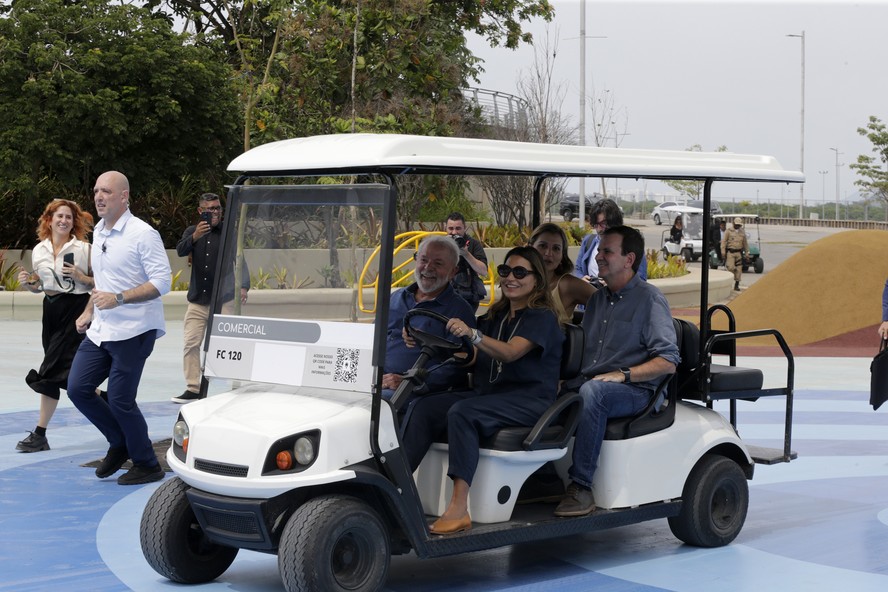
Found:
[140,134,802,592]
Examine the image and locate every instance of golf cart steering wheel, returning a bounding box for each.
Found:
[403,309,473,358]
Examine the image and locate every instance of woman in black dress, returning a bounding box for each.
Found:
[16,200,96,452]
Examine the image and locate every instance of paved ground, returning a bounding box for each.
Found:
[1,318,886,591]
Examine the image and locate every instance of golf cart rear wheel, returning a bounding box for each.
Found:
[680,248,693,262]
[139,477,238,583]
[668,454,748,547]
[754,257,764,273]
[278,495,390,592]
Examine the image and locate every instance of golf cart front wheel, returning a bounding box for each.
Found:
[680,248,693,262]
[754,257,764,273]
[278,495,390,592]
[139,477,238,583]
[668,454,748,547]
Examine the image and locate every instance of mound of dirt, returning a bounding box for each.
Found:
[715,229,888,347]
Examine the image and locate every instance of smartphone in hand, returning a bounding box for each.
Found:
[63,253,74,266]
[199,211,212,225]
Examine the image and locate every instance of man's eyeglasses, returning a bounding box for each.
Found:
[497,264,533,280]
[592,220,608,230]
[203,206,222,212]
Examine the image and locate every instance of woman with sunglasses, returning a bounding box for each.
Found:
[402,246,564,535]
[529,223,597,325]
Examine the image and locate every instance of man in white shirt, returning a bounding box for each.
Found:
[68,171,172,485]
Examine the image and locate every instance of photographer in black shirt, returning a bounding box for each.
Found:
[444,212,488,312]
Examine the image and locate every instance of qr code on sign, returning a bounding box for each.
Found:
[334,348,360,383]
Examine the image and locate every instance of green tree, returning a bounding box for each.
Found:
[850,115,888,215]
[662,144,728,200]
[159,1,553,147]
[0,0,241,246]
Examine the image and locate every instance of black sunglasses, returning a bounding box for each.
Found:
[497,264,533,280]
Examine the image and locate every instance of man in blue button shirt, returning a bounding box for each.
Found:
[556,225,679,517]
[382,235,476,400]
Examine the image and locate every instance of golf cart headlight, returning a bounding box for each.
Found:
[173,420,190,452]
[294,436,315,466]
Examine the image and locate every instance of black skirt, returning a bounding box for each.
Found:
[25,292,91,400]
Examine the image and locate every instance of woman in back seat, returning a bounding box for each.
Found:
[529,222,597,324]
[403,246,564,535]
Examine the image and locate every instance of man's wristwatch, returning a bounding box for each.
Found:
[620,367,631,383]
[115,293,125,306]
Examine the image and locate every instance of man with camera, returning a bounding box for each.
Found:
[444,212,488,312]
[173,193,249,403]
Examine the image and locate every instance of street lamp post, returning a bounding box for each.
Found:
[577,1,607,227]
[818,170,828,219]
[787,31,805,219]
[830,148,842,220]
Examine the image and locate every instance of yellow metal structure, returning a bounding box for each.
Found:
[357,231,496,314]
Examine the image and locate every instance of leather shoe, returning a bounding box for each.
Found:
[554,482,596,517]
[429,514,472,535]
[117,463,164,485]
[95,446,129,479]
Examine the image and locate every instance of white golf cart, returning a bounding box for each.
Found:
[140,135,802,592]
[660,205,706,261]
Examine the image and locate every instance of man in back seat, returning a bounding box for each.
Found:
[555,226,679,517]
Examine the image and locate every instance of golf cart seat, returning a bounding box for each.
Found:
[480,322,585,451]
[678,305,796,464]
[414,323,585,523]
[603,318,693,441]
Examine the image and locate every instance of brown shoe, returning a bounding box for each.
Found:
[554,482,596,517]
[429,514,472,535]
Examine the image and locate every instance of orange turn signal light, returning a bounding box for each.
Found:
[276,450,293,471]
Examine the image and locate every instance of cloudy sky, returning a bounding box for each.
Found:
[466,0,888,207]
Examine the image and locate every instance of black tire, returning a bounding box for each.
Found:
[709,260,718,269]
[668,455,749,547]
[562,208,575,222]
[680,248,693,261]
[653,213,661,225]
[140,477,238,583]
[754,257,764,274]
[278,495,390,592]
[742,264,749,272]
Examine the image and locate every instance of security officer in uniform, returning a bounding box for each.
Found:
[720,217,749,291]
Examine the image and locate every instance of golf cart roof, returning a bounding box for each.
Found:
[228,134,805,183]
[661,205,705,214]
[714,213,761,220]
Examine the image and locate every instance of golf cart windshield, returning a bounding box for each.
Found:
[203,183,389,393]
[662,206,705,240]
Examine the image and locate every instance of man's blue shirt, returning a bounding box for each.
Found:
[574,273,678,391]
[386,282,476,391]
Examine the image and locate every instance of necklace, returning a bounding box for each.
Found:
[489,310,523,384]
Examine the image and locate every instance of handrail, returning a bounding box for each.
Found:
[357,231,497,314]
